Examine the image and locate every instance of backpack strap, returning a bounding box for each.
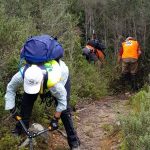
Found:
[37,65,48,94]
[19,58,25,78]
[20,63,31,79]
[41,66,48,90]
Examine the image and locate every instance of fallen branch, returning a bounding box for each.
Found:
[76,108,87,112]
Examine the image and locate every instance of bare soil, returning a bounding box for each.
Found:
[49,94,130,150]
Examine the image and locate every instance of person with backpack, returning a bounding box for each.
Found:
[89,33,106,52]
[4,35,80,150]
[82,33,105,65]
[118,36,142,91]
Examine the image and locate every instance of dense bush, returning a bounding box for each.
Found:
[0,4,37,94]
[0,135,21,150]
[71,58,108,99]
[121,86,150,150]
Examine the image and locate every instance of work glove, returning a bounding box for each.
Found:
[50,117,59,131]
[10,107,19,119]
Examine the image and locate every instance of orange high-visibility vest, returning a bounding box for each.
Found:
[122,40,140,59]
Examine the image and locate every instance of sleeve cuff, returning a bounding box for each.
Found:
[5,100,15,110]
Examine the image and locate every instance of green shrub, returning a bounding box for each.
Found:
[0,134,20,150]
[121,86,150,150]
[71,58,108,100]
[0,96,7,120]
[0,6,37,92]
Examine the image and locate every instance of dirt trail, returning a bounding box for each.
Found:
[76,94,129,150]
[49,94,130,150]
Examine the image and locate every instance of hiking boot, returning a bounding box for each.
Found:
[71,146,80,150]
[70,142,80,150]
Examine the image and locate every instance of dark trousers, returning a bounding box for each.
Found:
[61,76,79,147]
[16,76,79,148]
[121,73,138,92]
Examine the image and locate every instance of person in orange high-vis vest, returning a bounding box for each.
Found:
[118,37,142,91]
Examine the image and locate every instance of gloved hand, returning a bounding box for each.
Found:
[10,107,19,119]
[50,117,59,130]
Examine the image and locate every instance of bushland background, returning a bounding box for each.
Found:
[0,0,150,149]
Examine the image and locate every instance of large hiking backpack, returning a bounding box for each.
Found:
[87,39,106,51]
[20,35,64,64]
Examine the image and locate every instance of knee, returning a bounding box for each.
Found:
[61,108,71,116]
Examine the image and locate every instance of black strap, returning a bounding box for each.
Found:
[43,71,48,90]
[22,64,31,78]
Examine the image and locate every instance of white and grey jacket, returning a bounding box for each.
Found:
[4,60,69,112]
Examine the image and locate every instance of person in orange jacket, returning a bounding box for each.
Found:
[118,36,142,91]
[82,33,105,64]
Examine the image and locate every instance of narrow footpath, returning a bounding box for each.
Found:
[48,94,130,150]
